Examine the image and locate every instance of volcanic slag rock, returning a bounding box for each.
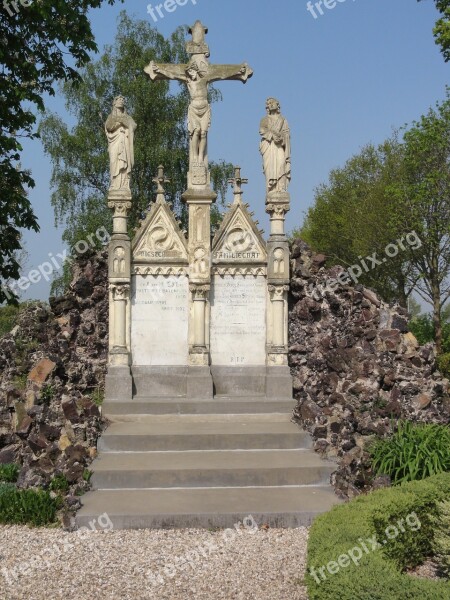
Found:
[0,250,109,523]
[289,239,450,499]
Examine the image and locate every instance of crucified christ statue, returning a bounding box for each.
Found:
[144,21,253,181]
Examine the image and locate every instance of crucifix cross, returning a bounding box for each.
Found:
[152,164,170,203]
[228,166,248,204]
[144,21,253,184]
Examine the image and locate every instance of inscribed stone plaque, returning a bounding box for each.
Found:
[210,275,266,365]
[131,275,188,366]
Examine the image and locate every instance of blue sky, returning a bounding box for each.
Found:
[19,0,449,300]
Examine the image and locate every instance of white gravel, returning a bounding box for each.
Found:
[0,524,309,600]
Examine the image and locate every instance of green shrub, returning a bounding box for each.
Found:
[0,304,20,337]
[409,314,435,346]
[432,500,450,577]
[49,474,69,493]
[0,486,61,526]
[40,384,55,404]
[306,473,450,599]
[82,469,93,483]
[90,387,104,407]
[13,373,28,390]
[409,314,450,352]
[437,353,450,379]
[370,421,450,484]
[0,464,19,483]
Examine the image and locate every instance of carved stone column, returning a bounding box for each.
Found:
[183,187,216,398]
[266,194,292,398]
[190,284,210,351]
[105,191,133,401]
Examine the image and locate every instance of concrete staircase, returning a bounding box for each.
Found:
[77,397,341,529]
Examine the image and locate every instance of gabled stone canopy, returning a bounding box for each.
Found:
[212,200,267,268]
[132,197,188,266]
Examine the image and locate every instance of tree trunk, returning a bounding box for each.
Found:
[431,278,443,354]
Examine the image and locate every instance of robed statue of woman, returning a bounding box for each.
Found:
[105,96,137,191]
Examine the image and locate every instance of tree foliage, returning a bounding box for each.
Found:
[419,0,450,61]
[301,136,414,305]
[392,94,450,352]
[40,13,234,260]
[302,93,450,353]
[0,0,120,304]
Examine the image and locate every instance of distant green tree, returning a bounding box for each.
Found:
[301,136,415,306]
[391,94,450,353]
[40,13,233,262]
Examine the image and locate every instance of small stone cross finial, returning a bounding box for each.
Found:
[228,166,248,204]
[153,165,170,202]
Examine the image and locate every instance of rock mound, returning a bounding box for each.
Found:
[0,250,108,518]
[289,239,450,499]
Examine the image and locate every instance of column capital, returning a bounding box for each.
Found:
[189,284,210,299]
[111,283,130,300]
[265,202,290,218]
[108,199,132,215]
[268,284,289,300]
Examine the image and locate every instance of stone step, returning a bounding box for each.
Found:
[91,449,335,489]
[103,397,294,415]
[76,486,341,530]
[98,415,311,452]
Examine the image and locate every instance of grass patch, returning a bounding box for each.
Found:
[90,387,104,407]
[0,464,19,483]
[49,474,70,493]
[0,486,61,526]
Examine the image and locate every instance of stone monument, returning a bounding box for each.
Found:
[104,22,292,402]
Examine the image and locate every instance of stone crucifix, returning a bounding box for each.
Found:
[144,21,253,188]
[228,166,248,204]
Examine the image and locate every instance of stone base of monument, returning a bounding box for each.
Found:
[78,398,341,530]
[104,366,133,402]
[132,366,189,398]
[266,366,294,399]
[186,366,214,399]
[211,366,274,397]
[130,366,214,399]
[109,366,291,402]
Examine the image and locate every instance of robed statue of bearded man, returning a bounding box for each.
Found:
[259,97,291,195]
[105,95,137,191]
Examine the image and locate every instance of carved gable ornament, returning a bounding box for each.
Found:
[132,198,188,270]
[212,202,267,274]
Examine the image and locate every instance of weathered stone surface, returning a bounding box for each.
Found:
[61,396,80,423]
[28,358,56,384]
[289,239,450,500]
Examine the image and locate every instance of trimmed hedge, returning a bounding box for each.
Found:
[306,473,450,599]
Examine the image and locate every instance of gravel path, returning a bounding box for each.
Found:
[0,524,309,600]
